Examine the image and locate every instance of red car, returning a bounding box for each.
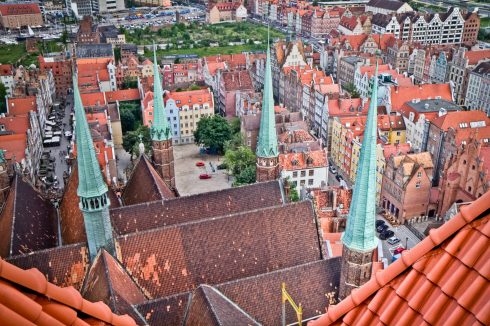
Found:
[393,247,405,255]
[199,174,212,179]
[196,161,205,167]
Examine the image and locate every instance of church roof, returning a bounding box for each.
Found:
[82,250,147,323]
[310,190,490,326]
[0,174,57,257]
[117,201,322,299]
[183,285,260,325]
[121,155,175,206]
[151,46,172,141]
[111,180,283,234]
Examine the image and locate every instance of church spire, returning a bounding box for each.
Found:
[151,45,171,142]
[73,75,115,261]
[256,28,278,158]
[338,64,379,299]
[255,27,280,182]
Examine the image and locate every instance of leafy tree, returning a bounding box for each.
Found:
[120,109,136,132]
[0,82,6,113]
[122,77,138,89]
[229,117,241,135]
[194,115,232,153]
[224,146,255,176]
[122,125,151,158]
[343,83,361,98]
[234,165,256,186]
[312,0,318,5]
[287,179,300,202]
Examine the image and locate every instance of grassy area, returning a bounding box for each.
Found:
[125,21,284,58]
[481,17,490,29]
[409,0,445,12]
[0,40,64,67]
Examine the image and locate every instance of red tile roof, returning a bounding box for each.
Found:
[0,3,41,15]
[465,50,490,65]
[377,114,405,131]
[359,64,390,75]
[165,88,213,107]
[309,190,490,326]
[328,98,369,117]
[279,149,328,171]
[7,96,36,115]
[221,71,253,91]
[105,89,140,103]
[431,110,490,130]
[382,143,411,160]
[80,92,106,107]
[390,84,452,111]
[0,134,26,161]
[0,258,136,326]
[206,61,226,76]
[0,64,13,76]
[0,115,29,134]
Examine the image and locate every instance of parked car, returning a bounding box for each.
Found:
[376,224,388,233]
[199,173,211,179]
[380,230,395,240]
[335,174,343,182]
[393,246,405,255]
[195,161,205,167]
[375,220,385,227]
[387,237,401,245]
[329,166,337,174]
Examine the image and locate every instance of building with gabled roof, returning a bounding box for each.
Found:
[0,3,43,29]
[366,0,412,15]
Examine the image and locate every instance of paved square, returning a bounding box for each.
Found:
[174,144,232,196]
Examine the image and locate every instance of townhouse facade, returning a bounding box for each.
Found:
[464,61,490,116]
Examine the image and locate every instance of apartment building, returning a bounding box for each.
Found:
[464,61,490,116]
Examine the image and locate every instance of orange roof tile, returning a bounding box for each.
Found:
[7,97,36,115]
[309,190,490,326]
[165,88,213,107]
[390,84,452,111]
[465,50,490,65]
[206,61,226,76]
[324,233,343,258]
[279,149,327,171]
[0,134,26,161]
[328,98,369,117]
[0,64,13,76]
[105,89,140,103]
[431,110,490,130]
[80,92,106,107]
[377,114,405,131]
[359,64,390,75]
[0,258,136,326]
[382,143,411,160]
[0,115,29,134]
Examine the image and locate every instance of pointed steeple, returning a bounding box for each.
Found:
[73,75,115,261]
[341,64,379,252]
[256,28,278,158]
[151,45,171,142]
[74,76,108,198]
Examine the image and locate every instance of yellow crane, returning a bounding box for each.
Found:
[282,282,302,326]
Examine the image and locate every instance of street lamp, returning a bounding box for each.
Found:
[405,237,409,249]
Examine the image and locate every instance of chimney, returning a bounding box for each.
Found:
[332,188,338,209]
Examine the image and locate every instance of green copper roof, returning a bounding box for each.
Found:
[73,75,108,199]
[256,41,278,158]
[341,64,379,252]
[151,46,171,141]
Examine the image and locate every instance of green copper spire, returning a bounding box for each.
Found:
[73,75,114,261]
[256,29,278,158]
[341,64,379,252]
[73,76,108,198]
[151,45,171,141]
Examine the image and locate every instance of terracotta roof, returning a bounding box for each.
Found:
[453,126,490,146]
[0,133,26,161]
[106,89,140,103]
[465,50,490,66]
[111,180,283,234]
[117,201,322,299]
[340,16,359,31]
[81,92,106,107]
[393,152,434,176]
[377,114,405,131]
[367,0,405,10]
[359,64,390,75]
[183,285,260,325]
[81,250,146,322]
[382,143,411,159]
[0,175,57,258]
[431,110,490,131]
[0,114,29,134]
[278,129,315,144]
[141,259,341,325]
[328,98,369,117]
[7,96,36,115]
[390,84,452,111]
[335,35,368,51]
[165,88,213,107]
[0,3,41,15]
[221,70,253,91]
[279,149,328,171]
[206,62,226,76]
[122,155,175,206]
[310,190,490,326]
[0,258,136,326]
[324,233,343,258]
[0,64,13,76]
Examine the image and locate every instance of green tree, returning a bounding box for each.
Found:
[224,146,255,176]
[287,179,300,202]
[229,117,241,135]
[0,82,6,113]
[120,109,136,132]
[194,115,232,153]
[343,83,361,98]
[122,125,151,158]
[234,165,256,186]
